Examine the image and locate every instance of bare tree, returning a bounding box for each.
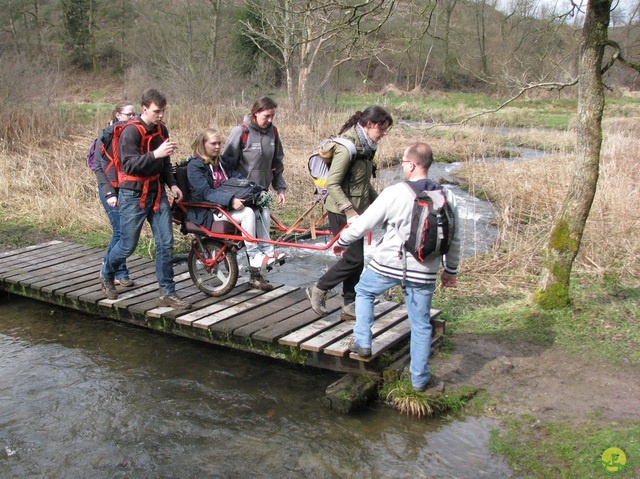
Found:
[239,0,396,109]
[534,0,640,308]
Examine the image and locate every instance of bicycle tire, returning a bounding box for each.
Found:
[188,239,238,297]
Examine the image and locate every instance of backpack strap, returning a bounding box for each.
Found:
[116,120,167,212]
[240,123,249,149]
[331,137,357,160]
[399,181,423,291]
[240,123,278,149]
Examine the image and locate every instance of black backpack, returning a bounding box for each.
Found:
[404,181,455,262]
[172,159,192,202]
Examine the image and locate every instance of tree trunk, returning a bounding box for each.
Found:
[534,0,611,309]
[208,0,221,69]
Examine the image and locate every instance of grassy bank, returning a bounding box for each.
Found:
[1,89,639,478]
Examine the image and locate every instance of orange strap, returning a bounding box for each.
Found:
[119,173,162,212]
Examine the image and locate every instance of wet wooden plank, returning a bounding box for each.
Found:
[23,250,108,287]
[103,268,193,312]
[255,293,359,343]
[349,321,413,362]
[6,247,104,285]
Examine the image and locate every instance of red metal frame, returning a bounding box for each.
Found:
[171,200,344,251]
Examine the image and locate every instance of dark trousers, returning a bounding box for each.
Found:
[316,211,364,304]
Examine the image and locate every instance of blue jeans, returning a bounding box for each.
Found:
[354,269,436,389]
[102,188,176,295]
[97,185,129,280]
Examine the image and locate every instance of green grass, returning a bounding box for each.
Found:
[337,91,640,131]
[434,278,640,366]
[55,102,113,124]
[379,371,479,418]
[491,417,640,478]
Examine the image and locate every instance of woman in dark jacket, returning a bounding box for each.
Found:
[187,128,275,290]
[93,101,137,287]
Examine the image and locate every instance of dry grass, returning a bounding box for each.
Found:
[0,102,638,292]
[456,122,640,295]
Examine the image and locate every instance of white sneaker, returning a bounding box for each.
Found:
[249,253,276,269]
[270,252,286,261]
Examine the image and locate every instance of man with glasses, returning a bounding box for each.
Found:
[332,142,461,394]
[99,88,192,310]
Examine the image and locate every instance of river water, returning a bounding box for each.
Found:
[0,296,513,478]
[0,155,523,477]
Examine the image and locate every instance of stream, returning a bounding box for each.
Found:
[1,139,544,478]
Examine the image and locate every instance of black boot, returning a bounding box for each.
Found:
[249,270,274,291]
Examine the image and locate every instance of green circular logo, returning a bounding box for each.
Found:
[599,447,629,475]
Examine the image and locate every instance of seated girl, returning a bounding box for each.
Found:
[186,128,275,291]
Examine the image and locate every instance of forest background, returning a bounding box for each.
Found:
[1,1,640,477]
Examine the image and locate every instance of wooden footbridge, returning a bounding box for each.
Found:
[0,241,444,408]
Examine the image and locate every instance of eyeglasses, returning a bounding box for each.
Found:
[122,112,136,117]
[401,160,412,165]
[374,123,392,132]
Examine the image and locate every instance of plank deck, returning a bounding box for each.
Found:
[0,241,445,375]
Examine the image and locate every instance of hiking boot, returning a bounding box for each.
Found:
[159,293,192,310]
[306,285,329,316]
[414,376,446,396]
[340,302,356,321]
[100,274,118,300]
[114,276,135,287]
[348,338,371,358]
[249,272,274,291]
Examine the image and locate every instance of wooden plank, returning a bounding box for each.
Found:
[144,274,223,317]
[0,243,89,275]
[252,292,342,342]
[0,241,68,266]
[162,279,252,320]
[100,267,194,312]
[323,305,408,357]
[23,249,108,285]
[0,241,63,260]
[126,282,204,316]
[229,288,309,337]
[6,247,102,284]
[192,285,296,329]
[174,288,267,326]
[277,294,344,347]
[74,261,189,304]
[349,321,413,362]
[300,301,400,353]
